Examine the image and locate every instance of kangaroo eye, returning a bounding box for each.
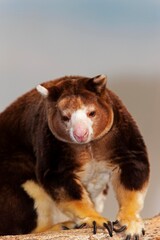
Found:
[61,115,70,122]
[88,111,96,117]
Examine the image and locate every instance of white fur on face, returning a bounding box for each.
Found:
[69,108,93,144]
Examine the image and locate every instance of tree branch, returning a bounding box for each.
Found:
[0,215,160,240]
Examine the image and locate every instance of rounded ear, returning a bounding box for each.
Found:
[86,74,107,94]
[48,85,63,102]
[36,84,63,101]
[36,85,49,98]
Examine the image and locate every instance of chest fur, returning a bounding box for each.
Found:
[81,160,110,195]
[76,144,111,212]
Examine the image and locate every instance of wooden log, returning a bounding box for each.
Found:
[0,215,160,240]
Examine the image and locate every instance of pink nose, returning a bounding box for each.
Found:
[73,125,89,143]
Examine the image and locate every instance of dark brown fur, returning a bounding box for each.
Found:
[0,75,149,236]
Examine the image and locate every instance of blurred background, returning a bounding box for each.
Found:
[0,0,160,220]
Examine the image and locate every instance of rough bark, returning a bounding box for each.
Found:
[0,215,159,240]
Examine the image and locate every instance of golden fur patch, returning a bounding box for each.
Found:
[22,180,69,233]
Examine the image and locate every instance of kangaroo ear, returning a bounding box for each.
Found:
[86,74,107,94]
[47,85,63,101]
[36,84,62,101]
[36,85,49,98]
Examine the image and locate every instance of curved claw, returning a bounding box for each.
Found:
[108,221,113,234]
[75,223,86,229]
[92,221,97,234]
[113,225,127,233]
[103,222,113,237]
[113,220,119,225]
[134,235,139,240]
[125,235,131,240]
[112,220,126,233]
[62,226,69,230]
[142,228,145,235]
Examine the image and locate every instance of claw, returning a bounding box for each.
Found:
[75,223,86,229]
[62,226,69,230]
[113,220,119,225]
[108,221,113,234]
[125,235,131,240]
[142,228,145,235]
[134,235,139,240]
[112,220,126,233]
[103,222,113,237]
[93,221,97,234]
[113,225,127,233]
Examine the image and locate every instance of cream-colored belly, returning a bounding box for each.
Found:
[80,160,111,213]
[22,180,69,233]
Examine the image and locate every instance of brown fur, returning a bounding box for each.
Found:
[0,75,149,238]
